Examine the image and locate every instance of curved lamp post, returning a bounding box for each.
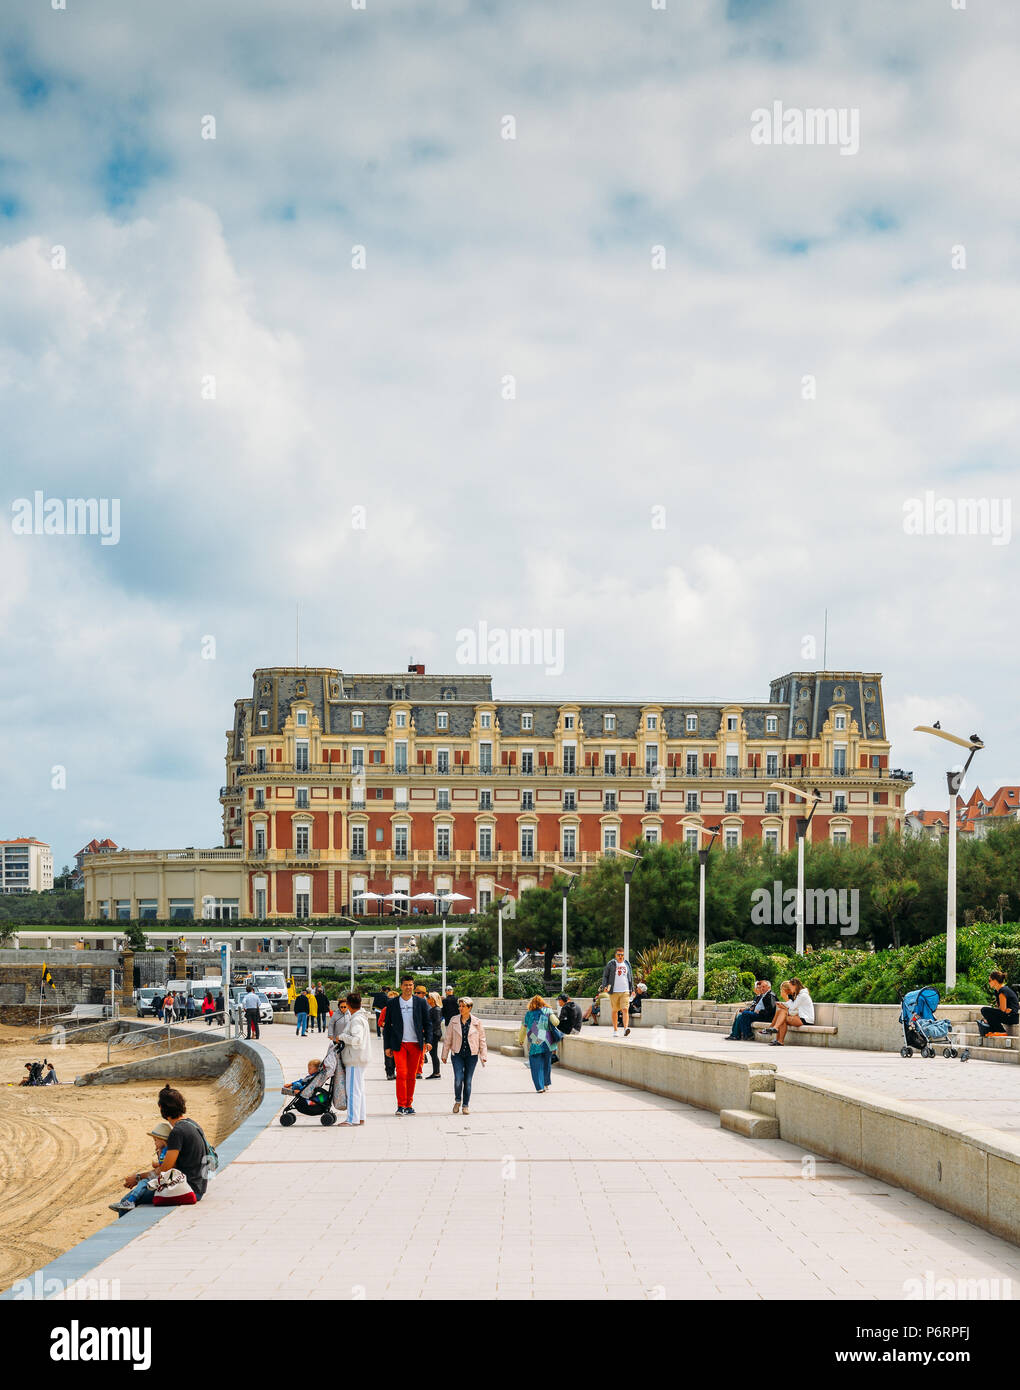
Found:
[770,782,822,955]
[677,822,720,998]
[550,865,579,992]
[913,725,984,989]
[493,882,515,998]
[616,848,642,961]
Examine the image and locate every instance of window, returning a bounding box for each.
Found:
[254,826,266,853]
[521,790,534,811]
[394,741,408,773]
[256,747,266,771]
[437,712,448,731]
[436,826,451,857]
[834,793,847,813]
[835,713,846,731]
[296,709,308,727]
[686,752,698,775]
[169,898,194,920]
[479,742,493,773]
[686,791,699,812]
[480,712,492,729]
[254,889,266,919]
[645,744,658,775]
[562,827,577,859]
[394,786,408,808]
[562,746,576,774]
[521,750,533,774]
[437,789,450,810]
[603,827,617,851]
[604,752,617,775]
[766,792,778,813]
[603,713,616,732]
[351,825,366,857]
[764,828,779,851]
[479,790,492,810]
[832,830,848,846]
[259,710,268,729]
[646,714,657,730]
[725,754,738,776]
[352,711,363,729]
[479,889,492,911]
[116,899,131,920]
[724,828,739,849]
[295,892,310,919]
[686,714,697,732]
[394,824,409,856]
[351,747,364,770]
[478,826,493,857]
[725,791,738,812]
[396,711,407,729]
[296,788,309,809]
[521,712,533,731]
[295,740,309,772]
[727,715,738,732]
[295,824,310,854]
[139,899,158,920]
[520,826,535,858]
[833,745,847,774]
[685,828,699,850]
[393,687,405,700]
[644,827,659,844]
[766,753,778,776]
[374,787,385,800]
[564,714,575,730]
[254,789,265,809]
[563,790,576,810]
[437,748,449,773]
[766,715,778,733]
[646,791,658,811]
[604,791,617,811]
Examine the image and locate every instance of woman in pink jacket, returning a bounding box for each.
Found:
[441,997,488,1115]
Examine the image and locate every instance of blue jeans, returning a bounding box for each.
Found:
[528,1048,552,1091]
[451,1053,478,1104]
[729,1008,757,1040]
[125,1177,153,1205]
[296,1013,309,1035]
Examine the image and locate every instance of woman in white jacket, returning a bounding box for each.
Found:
[340,994,371,1126]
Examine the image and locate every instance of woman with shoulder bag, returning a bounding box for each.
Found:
[519,995,561,1094]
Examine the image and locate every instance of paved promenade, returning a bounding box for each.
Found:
[53,1023,1020,1301]
[583,1024,1020,1138]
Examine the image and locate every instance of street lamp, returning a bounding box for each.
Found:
[771,781,823,955]
[550,865,579,992]
[913,725,984,990]
[437,892,453,991]
[677,823,720,999]
[616,848,642,961]
[493,882,515,999]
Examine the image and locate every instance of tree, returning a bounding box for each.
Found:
[871,878,920,949]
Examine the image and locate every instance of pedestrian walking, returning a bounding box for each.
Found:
[214,991,224,1024]
[424,993,443,1078]
[519,995,562,1094]
[441,986,459,1026]
[241,984,261,1040]
[382,974,434,1115]
[340,994,370,1126]
[315,983,330,1034]
[295,987,310,1037]
[600,946,635,1038]
[442,996,487,1114]
[185,993,197,1022]
[306,987,318,1033]
[413,985,429,1078]
[380,989,398,1080]
[202,991,216,1026]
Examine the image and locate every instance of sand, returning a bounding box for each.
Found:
[0,1024,233,1293]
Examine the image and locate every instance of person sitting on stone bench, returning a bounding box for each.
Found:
[725,979,776,1041]
[762,978,814,1046]
[978,971,1019,1038]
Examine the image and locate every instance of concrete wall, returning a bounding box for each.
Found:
[774,1072,1020,1246]
[0,949,121,1025]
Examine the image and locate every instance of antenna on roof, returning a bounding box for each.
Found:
[822,608,827,669]
[296,603,300,666]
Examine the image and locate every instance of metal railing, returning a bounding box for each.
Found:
[229,761,913,782]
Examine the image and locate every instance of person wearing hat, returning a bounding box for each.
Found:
[109,1120,174,1215]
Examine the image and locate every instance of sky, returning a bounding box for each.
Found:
[0,0,1017,869]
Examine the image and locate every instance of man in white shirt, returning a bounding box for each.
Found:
[241,987,261,1040]
[600,947,635,1038]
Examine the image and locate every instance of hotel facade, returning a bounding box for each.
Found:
[84,664,912,922]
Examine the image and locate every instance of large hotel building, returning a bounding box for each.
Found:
[84,664,912,922]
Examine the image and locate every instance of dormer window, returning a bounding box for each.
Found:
[352,711,363,729]
[604,713,615,732]
[564,714,575,730]
[437,712,448,731]
[393,686,405,701]
[480,712,492,729]
[259,711,268,729]
[835,714,846,731]
[296,681,306,696]
[521,712,533,731]
[686,714,697,732]
[646,714,657,731]
[727,715,738,732]
[396,711,407,729]
[296,709,308,727]
[766,715,777,733]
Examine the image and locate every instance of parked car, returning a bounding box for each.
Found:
[136,987,163,1017]
[232,988,274,1026]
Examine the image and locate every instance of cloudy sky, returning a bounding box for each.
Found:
[1,0,1017,868]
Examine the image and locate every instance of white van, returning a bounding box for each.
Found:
[245,970,289,1012]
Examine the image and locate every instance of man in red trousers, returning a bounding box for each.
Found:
[383,974,434,1115]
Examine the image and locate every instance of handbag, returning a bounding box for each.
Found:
[151,1167,197,1206]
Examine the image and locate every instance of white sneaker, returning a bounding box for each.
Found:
[612,1030,619,1037]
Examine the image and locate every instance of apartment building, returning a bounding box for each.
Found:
[0,837,54,894]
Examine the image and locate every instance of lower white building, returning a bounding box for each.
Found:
[0,837,54,893]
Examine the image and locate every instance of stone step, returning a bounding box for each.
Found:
[499,1044,524,1057]
[719,1107,780,1140]
[751,1091,777,1117]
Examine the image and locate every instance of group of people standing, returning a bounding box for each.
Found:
[292,983,331,1036]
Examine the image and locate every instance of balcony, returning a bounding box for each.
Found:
[232,760,913,784]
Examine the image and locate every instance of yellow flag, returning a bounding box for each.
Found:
[42,964,55,989]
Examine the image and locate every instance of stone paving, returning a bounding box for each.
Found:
[582,1023,1020,1136]
[54,1022,1020,1301]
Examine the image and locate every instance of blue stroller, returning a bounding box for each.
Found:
[898,987,968,1061]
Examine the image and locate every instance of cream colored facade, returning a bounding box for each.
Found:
[83,848,243,921]
[0,837,54,894]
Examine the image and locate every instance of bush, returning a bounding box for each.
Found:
[704,969,747,1004]
[669,966,697,999]
[645,962,692,999]
[990,947,1020,981]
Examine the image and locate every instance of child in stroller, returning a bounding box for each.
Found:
[898,986,968,1061]
[279,1045,342,1126]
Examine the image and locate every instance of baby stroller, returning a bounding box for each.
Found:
[279,1044,341,1126]
[898,987,968,1061]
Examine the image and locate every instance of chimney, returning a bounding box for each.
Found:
[408,662,425,675]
